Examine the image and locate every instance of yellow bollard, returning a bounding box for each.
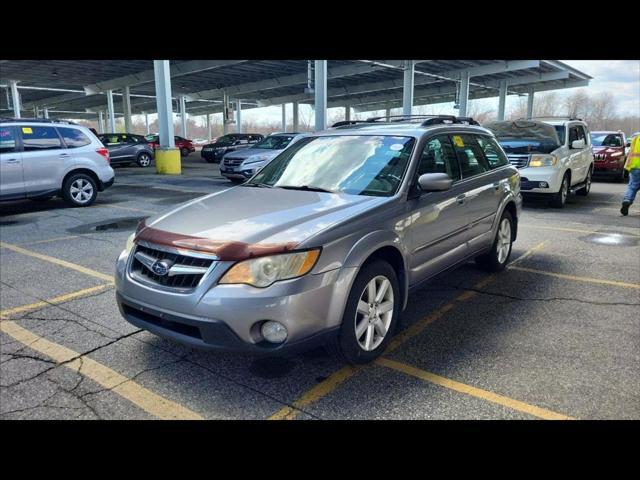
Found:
[155,148,181,175]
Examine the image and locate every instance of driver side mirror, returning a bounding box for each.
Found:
[418,173,453,192]
[571,139,585,149]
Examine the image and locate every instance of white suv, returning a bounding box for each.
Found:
[0,119,115,207]
[486,117,594,208]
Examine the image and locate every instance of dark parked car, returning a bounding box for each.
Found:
[145,135,195,157]
[200,133,264,163]
[98,133,154,167]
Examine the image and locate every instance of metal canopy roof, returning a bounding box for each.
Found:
[0,60,591,119]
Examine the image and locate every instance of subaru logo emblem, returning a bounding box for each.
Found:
[151,260,171,276]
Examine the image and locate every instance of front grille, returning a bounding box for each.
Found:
[594,153,606,161]
[508,155,530,169]
[224,157,244,167]
[130,243,216,290]
[122,304,202,339]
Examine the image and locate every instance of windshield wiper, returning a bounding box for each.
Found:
[242,182,273,188]
[276,185,335,193]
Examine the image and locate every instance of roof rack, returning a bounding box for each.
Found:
[331,115,480,128]
[0,117,78,125]
[524,116,583,122]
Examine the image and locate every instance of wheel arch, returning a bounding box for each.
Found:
[62,168,100,190]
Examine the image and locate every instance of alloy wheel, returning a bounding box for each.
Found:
[70,179,94,204]
[355,275,394,351]
[496,218,512,264]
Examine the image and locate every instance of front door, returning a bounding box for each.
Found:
[0,125,25,199]
[406,134,469,284]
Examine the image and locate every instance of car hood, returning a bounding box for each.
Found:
[485,120,561,145]
[224,148,280,160]
[136,186,387,261]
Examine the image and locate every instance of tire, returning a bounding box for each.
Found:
[137,152,152,168]
[576,167,592,196]
[62,173,97,207]
[180,147,189,157]
[549,172,570,208]
[204,157,215,164]
[229,178,244,184]
[329,260,401,364]
[475,210,514,272]
[615,169,626,183]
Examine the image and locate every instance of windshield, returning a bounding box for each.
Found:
[591,133,623,147]
[554,126,566,144]
[497,137,559,154]
[246,135,415,197]
[214,135,240,146]
[252,135,296,150]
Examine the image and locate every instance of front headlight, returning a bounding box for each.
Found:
[529,154,557,167]
[245,155,270,164]
[124,233,136,255]
[219,249,321,288]
[610,151,623,157]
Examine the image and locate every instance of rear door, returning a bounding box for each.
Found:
[19,125,67,195]
[451,133,504,250]
[0,125,25,199]
[407,134,469,283]
[101,134,129,162]
[567,125,586,185]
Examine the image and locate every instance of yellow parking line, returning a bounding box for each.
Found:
[376,358,575,420]
[21,235,81,245]
[268,242,547,420]
[509,266,640,290]
[0,284,113,320]
[0,241,114,282]
[0,320,202,420]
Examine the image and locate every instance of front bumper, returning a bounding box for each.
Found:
[518,166,564,194]
[201,149,224,160]
[115,248,358,353]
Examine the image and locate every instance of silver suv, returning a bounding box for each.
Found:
[115,115,522,364]
[0,119,115,207]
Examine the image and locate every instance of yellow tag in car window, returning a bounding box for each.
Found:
[453,135,464,148]
[22,127,33,134]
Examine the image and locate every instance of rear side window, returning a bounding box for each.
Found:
[0,126,18,153]
[58,127,91,148]
[416,135,461,180]
[476,136,509,169]
[450,134,490,178]
[20,126,63,151]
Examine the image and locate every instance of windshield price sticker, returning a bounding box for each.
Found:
[389,144,404,151]
[22,127,33,134]
[453,135,464,148]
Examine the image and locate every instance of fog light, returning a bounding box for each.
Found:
[539,182,549,188]
[261,321,288,343]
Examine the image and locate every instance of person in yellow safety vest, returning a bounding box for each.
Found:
[621,134,640,216]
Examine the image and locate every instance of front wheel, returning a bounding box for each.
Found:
[549,173,569,208]
[475,210,514,272]
[330,260,401,364]
[62,173,97,207]
[180,147,190,157]
[576,168,592,196]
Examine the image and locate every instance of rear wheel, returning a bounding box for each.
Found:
[576,168,592,196]
[329,260,400,364]
[62,173,97,207]
[137,152,152,167]
[549,173,569,208]
[180,147,189,157]
[475,210,514,272]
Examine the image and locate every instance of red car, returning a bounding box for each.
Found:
[145,134,195,157]
[591,131,628,182]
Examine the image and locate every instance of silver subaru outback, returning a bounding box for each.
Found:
[115,115,522,364]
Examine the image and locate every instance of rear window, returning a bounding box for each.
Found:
[591,133,623,147]
[21,126,63,151]
[0,126,17,153]
[58,127,92,148]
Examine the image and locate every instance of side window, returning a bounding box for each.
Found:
[416,135,460,181]
[576,125,588,145]
[58,127,91,148]
[569,126,580,143]
[103,134,121,145]
[451,134,490,179]
[476,136,509,169]
[0,126,18,153]
[20,126,63,151]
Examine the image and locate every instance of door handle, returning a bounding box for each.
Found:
[59,153,71,157]
[4,158,20,163]
[456,194,466,204]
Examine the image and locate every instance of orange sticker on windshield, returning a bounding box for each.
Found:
[453,135,464,147]
[22,127,33,134]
